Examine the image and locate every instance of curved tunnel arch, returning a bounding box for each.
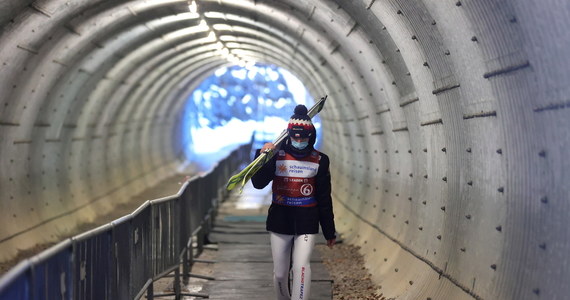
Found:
[1,0,569,299]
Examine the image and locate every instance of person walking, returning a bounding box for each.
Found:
[251,104,336,300]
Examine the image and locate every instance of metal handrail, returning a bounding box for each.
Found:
[0,141,252,300]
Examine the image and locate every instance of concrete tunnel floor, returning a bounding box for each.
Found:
[0,172,383,299]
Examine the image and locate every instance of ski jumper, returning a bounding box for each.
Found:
[252,143,336,300]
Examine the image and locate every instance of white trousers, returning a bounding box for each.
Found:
[270,232,316,300]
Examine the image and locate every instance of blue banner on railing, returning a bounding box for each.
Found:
[0,268,30,300]
[111,218,132,300]
[151,199,180,276]
[33,245,73,300]
[73,228,112,300]
[130,204,152,298]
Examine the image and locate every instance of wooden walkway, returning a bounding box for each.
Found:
[202,182,333,299]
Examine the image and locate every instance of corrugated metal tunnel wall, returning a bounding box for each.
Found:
[0,1,568,299]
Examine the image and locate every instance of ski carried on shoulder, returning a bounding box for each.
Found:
[226,95,328,192]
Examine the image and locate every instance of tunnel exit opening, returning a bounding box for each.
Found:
[179,64,322,171]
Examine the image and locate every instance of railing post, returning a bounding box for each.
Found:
[182,248,190,285]
[174,268,181,300]
[146,281,154,300]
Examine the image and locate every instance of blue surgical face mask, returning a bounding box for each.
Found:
[291,139,309,150]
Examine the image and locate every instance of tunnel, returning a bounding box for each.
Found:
[1,0,569,299]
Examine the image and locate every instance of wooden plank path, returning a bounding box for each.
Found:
[203,182,333,299]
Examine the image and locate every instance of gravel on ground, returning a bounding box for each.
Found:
[316,243,385,300]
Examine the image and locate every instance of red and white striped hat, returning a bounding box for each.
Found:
[287,105,315,138]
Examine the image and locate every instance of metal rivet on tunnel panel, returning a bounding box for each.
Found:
[540,196,548,204]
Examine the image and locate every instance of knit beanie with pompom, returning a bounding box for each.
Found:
[287,105,315,139]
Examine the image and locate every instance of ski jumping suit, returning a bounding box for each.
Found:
[252,145,336,300]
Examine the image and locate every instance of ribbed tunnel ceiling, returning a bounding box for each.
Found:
[1,1,569,299]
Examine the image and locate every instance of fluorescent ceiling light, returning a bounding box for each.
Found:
[136,0,186,9]
[189,0,197,13]
[148,12,199,27]
[213,24,233,31]
[204,12,225,19]
[219,35,237,41]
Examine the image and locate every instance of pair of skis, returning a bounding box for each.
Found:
[226,95,328,192]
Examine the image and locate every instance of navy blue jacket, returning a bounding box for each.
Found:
[251,143,336,240]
